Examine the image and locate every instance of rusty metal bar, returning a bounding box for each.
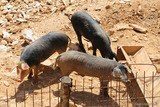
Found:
[98,97,100,107]
[33,91,34,107]
[74,80,76,106]
[58,83,60,107]
[127,86,128,107]
[41,88,43,107]
[119,79,120,107]
[24,90,26,107]
[102,79,104,107]
[115,80,118,106]
[49,85,51,107]
[6,89,9,107]
[110,80,112,107]
[152,72,154,107]
[83,78,85,105]
[15,88,17,107]
[144,71,146,97]
[90,78,93,106]
[135,72,138,103]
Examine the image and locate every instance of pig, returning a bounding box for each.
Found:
[16,32,70,84]
[54,51,130,97]
[71,11,118,60]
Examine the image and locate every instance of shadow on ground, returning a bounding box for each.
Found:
[53,90,119,107]
[12,64,62,102]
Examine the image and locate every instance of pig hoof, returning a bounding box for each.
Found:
[28,76,33,80]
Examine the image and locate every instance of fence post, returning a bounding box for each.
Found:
[60,76,72,107]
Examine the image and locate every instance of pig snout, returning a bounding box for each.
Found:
[121,76,130,83]
[16,78,22,82]
[112,64,130,83]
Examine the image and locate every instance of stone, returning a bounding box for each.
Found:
[144,37,148,41]
[46,0,53,5]
[11,40,19,46]
[2,31,11,38]
[0,17,8,25]
[8,26,21,34]
[129,24,147,33]
[95,7,101,11]
[111,37,118,42]
[151,8,156,12]
[61,0,69,6]
[5,13,13,21]
[119,0,130,3]
[3,81,10,87]
[0,0,8,6]
[0,45,10,51]
[4,3,13,10]
[132,35,139,42]
[51,6,57,13]
[1,40,8,45]
[108,28,115,36]
[22,28,34,41]
[0,30,3,37]
[113,23,133,31]
[120,34,124,38]
[16,18,27,23]
[105,5,111,9]
[40,6,52,14]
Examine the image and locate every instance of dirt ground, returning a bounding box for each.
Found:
[0,0,160,107]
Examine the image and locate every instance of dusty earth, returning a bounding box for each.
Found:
[0,0,160,107]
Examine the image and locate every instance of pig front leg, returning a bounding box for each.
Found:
[27,69,33,80]
[75,30,86,53]
[31,66,39,85]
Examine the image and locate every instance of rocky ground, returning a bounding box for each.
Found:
[0,0,160,107]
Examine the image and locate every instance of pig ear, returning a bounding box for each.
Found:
[21,63,30,70]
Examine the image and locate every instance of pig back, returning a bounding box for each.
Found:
[20,32,68,67]
[71,11,106,40]
[56,51,118,77]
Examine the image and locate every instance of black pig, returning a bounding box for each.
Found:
[71,11,117,60]
[16,32,70,84]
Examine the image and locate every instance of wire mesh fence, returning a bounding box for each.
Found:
[0,71,160,107]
